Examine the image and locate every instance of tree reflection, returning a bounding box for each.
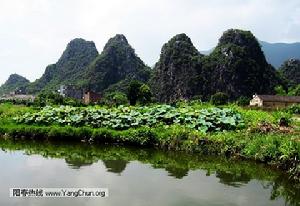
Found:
[215,170,251,187]
[102,160,129,174]
[0,138,299,206]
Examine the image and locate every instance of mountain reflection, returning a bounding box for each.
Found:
[0,138,299,205]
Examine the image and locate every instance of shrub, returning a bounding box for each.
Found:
[210,92,229,106]
[287,104,300,114]
[236,96,251,106]
[102,92,128,106]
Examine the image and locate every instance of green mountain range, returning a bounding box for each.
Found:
[260,41,300,68]
[0,29,298,102]
[0,74,29,95]
[199,29,282,100]
[83,34,151,93]
[278,59,300,87]
[202,41,300,69]
[151,33,202,102]
[26,38,99,93]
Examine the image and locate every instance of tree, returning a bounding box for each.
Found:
[288,84,300,96]
[103,92,128,106]
[274,85,287,96]
[236,96,251,106]
[34,92,64,106]
[138,84,152,104]
[127,80,142,105]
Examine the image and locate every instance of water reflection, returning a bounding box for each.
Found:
[0,139,299,206]
[216,170,251,187]
[102,160,128,174]
[165,167,189,179]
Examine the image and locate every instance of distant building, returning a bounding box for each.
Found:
[250,94,300,107]
[0,94,35,102]
[84,91,101,104]
[8,86,27,95]
[59,85,83,100]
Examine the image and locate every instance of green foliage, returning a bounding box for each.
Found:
[272,111,293,126]
[1,103,300,182]
[273,83,300,97]
[236,108,275,127]
[102,92,128,106]
[127,81,152,105]
[138,84,152,104]
[0,103,33,119]
[275,85,287,95]
[14,105,244,133]
[33,92,83,107]
[210,92,229,105]
[127,80,142,105]
[236,96,250,106]
[288,84,300,96]
[278,59,300,87]
[286,104,300,114]
[34,92,63,106]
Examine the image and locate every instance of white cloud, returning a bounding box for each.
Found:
[0,0,300,85]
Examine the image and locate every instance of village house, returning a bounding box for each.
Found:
[83,91,101,104]
[59,85,84,100]
[250,94,300,107]
[0,94,35,102]
[1,87,35,101]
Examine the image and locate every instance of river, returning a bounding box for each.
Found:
[0,139,299,206]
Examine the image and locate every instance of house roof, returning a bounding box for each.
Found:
[256,95,300,103]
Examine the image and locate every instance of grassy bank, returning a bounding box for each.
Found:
[0,103,299,182]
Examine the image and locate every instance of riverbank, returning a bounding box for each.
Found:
[0,103,299,182]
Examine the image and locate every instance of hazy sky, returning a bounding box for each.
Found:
[1,0,300,85]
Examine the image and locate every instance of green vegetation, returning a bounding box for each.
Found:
[0,74,29,95]
[151,33,202,102]
[275,84,300,96]
[101,92,129,106]
[84,34,151,94]
[127,81,152,105]
[200,29,283,100]
[236,96,251,106]
[127,80,142,105]
[150,29,284,103]
[210,92,229,105]
[27,39,98,93]
[33,92,84,107]
[2,30,298,103]
[0,102,299,182]
[278,58,300,87]
[287,104,300,114]
[13,105,244,132]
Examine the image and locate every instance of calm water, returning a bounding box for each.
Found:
[0,139,299,206]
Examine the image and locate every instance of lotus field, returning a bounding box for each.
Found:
[14,105,244,133]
